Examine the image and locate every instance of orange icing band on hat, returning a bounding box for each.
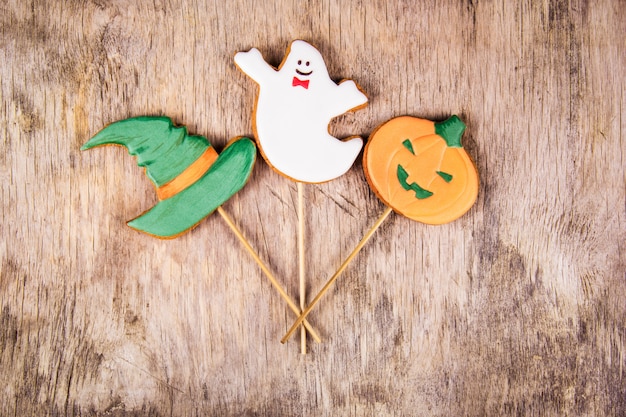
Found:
[157,146,219,200]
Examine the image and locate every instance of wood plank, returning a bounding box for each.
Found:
[1,0,624,415]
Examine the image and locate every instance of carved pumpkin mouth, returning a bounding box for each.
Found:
[396,164,433,199]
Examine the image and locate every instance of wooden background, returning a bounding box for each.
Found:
[1,0,624,415]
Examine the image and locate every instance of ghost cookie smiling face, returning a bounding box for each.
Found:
[287,41,325,75]
[292,59,312,88]
[286,42,326,90]
[295,60,312,76]
[234,40,368,183]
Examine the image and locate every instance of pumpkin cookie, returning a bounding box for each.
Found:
[364,115,478,224]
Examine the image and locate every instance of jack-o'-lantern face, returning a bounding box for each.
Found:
[364,116,479,224]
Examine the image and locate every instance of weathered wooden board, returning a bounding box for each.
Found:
[1,0,624,415]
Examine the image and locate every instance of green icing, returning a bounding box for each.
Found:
[81,116,209,186]
[397,164,433,199]
[437,171,453,183]
[402,139,415,154]
[81,116,257,238]
[434,115,466,148]
[127,137,257,237]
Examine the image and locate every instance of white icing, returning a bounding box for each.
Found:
[235,40,368,183]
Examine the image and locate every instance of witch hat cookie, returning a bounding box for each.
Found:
[81,116,256,238]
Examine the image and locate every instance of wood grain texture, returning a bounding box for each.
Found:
[1,0,624,415]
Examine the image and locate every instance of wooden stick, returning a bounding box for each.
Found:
[280,206,393,344]
[297,182,306,354]
[216,206,321,343]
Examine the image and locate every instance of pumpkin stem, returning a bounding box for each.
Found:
[434,115,466,148]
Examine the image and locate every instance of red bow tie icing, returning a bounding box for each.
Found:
[292,77,310,89]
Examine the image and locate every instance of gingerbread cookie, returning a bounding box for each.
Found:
[364,115,478,224]
[81,116,257,238]
[235,40,368,183]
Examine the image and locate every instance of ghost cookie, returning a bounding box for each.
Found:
[235,40,368,183]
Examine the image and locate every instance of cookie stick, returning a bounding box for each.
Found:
[281,206,392,343]
[297,182,307,353]
[216,207,321,343]
[81,116,321,341]
[282,115,479,343]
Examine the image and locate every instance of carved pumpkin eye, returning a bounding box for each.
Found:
[363,116,479,224]
[437,171,453,182]
[402,139,415,154]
